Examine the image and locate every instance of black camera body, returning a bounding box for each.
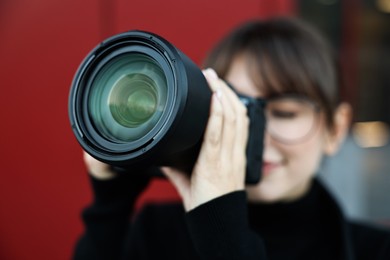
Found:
[69,31,265,184]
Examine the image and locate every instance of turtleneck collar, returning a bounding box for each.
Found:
[247,179,324,228]
[246,178,350,259]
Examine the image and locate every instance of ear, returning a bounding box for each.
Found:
[324,102,352,156]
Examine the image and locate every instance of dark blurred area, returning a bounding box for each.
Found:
[298,0,390,225]
[0,0,388,259]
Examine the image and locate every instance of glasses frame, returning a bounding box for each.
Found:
[228,82,321,145]
[265,94,321,144]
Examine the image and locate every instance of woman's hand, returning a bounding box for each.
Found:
[83,151,118,180]
[161,68,249,211]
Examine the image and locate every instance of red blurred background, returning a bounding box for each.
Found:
[0,0,294,259]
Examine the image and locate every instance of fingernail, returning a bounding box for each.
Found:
[214,89,222,101]
[205,68,218,80]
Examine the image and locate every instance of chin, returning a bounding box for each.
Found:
[246,184,285,204]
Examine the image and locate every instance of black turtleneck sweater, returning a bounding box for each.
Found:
[74,174,390,260]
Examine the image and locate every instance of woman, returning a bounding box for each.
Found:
[74,18,390,259]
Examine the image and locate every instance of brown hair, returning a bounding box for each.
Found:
[203,17,341,128]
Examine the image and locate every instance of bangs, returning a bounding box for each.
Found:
[203,18,339,127]
[244,40,323,103]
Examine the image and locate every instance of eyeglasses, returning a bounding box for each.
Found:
[265,95,321,144]
[237,92,321,144]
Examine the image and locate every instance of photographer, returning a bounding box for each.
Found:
[74,17,390,259]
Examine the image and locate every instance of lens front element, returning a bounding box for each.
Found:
[88,53,168,142]
[109,74,158,128]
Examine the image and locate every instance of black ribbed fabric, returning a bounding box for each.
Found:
[73,175,390,260]
[186,192,266,259]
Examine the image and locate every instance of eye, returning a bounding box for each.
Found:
[269,109,297,119]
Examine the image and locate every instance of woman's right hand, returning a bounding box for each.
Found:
[161,68,250,211]
[83,151,118,180]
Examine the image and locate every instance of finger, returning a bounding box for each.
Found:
[203,69,248,179]
[233,113,249,175]
[215,79,249,154]
[203,68,247,115]
[213,79,247,162]
[222,85,249,177]
[219,83,249,153]
[203,68,219,92]
[83,151,117,180]
[217,84,238,163]
[203,69,236,158]
[196,90,224,165]
[203,68,238,115]
[217,78,248,137]
[204,70,249,181]
[216,78,242,107]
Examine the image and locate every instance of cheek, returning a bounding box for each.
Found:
[247,128,327,202]
[283,123,327,177]
[283,138,324,179]
[247,137,322,203]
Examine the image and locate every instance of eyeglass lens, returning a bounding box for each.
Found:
[265,96,319,143]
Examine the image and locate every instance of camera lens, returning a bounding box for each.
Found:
[70,31,212,173]
[88,53,168,142]
[69,31,263,183]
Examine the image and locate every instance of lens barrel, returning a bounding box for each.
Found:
[69,31,211,170]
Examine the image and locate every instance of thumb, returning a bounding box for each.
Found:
[161,166,191,211]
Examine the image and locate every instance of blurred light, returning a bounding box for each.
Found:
[377,0,390,13]
[352,121,389,148]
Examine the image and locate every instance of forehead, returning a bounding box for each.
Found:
[224,54,322,105]
[225,56,264,98]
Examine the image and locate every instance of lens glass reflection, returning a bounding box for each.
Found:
[88,53,168,142]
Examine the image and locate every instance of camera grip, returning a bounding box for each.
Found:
[244,98,265,184]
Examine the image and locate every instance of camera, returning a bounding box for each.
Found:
[68,30,265,184]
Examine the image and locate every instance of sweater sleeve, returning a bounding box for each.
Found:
[73,171,150,260]
[185,191,267,260]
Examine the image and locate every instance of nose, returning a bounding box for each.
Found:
[263,129,273,147]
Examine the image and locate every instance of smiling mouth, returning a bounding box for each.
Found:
[262,162,281,175]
